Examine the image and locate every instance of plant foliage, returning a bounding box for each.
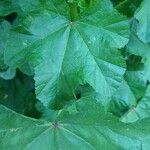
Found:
[0,0,150,149]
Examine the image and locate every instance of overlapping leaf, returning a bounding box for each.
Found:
[3,0,129,106]
[1,96,150,150]
[0,21,16,79]
[121,85,150,123]
[1,0,150,149]
[109,68,148,117]
[109,29,149,116]
[135,0,150,43]
[126,33,150,81]
[119,28,150,122]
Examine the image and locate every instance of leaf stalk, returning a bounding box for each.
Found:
[69,2,78,21]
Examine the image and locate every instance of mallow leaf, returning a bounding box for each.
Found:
[109,67,148,117]
[0,21,16,79]
[121,85,150,123]
[125,18,150,82]
[1,95,150,149]
[109,51,147,117]
[135,0,150,43]
[4,0,129,106]
[126,34,150,57]
[0,20,34,77]
[118,30,150,122]
[0,68,16,80]
[125,70,147,100]
[126,33,150,81]
[0,0,16,16]
[109,80,137,117]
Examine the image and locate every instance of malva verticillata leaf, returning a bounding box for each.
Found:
[109,28,150,117]
[135,0,150,43]
[121,84,150,123]
[120,30,150,123]
[126,31,150,82]
[2,0,129,106]
[1,0,150,149]
[108,67,148,117]
[0,21,16,79]
[1,96,150,150]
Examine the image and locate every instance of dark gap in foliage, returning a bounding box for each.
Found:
[126,54,144,71]
[111,0,142,17]
[111,0,121,6]
[146,80,150,86]
[4,12,18,24]
[76,92,81,99]
[17,70,41,119]
[74,84,93,100]
[50,84,93,110]
[119,47,129,59]
[0,69,41,119]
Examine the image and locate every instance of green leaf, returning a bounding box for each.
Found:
[135,0,150,43]
[125,70,147,99]
[1,96,150,149]
[109,67,148,117]
[125,19,150,82]
[121,85,150,123]
[126,33,150,81]
[1,0,150,149]
[36,101,58,122]
[0,68,16,80]
[109,52,148,117]
[109,29,150,116]
[0,0,15,16]
[4,0,129,106]
[109,80,137,116]
[0,21,16,79]
[0,20,34,77]
[126,32,150,57]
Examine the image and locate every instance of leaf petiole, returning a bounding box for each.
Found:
[68,2,78,21]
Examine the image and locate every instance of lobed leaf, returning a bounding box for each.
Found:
[1,97,150,149]
[3,0,129,106]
